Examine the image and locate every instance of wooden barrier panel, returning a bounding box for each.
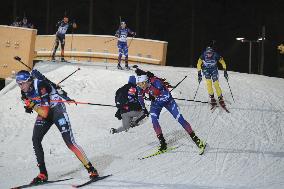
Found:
[0,25,37,78]
[35,35,168,65]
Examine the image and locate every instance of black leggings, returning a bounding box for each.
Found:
[32,103,90,173]
[52,35,65,57]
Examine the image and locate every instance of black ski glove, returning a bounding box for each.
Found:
[143,108,150,117]
[148,94,156,101]
[198,71,202,83]
[224,70,228,80]
[115,109,122,120]
[24,106,33,114]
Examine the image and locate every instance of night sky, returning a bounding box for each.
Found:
[1,0,284,77]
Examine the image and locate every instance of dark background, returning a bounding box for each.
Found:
[1,0,284,77]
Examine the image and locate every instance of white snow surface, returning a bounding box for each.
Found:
[1,62,284,189]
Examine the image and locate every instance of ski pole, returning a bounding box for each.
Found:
[225,78,235,102]
[128,35,135,49]
[193,81,201,101]
[52,100,116,107]
[70,19,76,53]
[173,97,208,104]
[29,98,116,107]
[170,76,188,92]
[14,56,32,70]
[57,67,80,85]
[50,37,56,60]
[104,38,116,44]
[14,56,80,86]
[70,29,74,54]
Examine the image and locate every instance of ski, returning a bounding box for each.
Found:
[199,141,207,155]
[220,104,230,113]
[11,177,73,189]
[117,67,132,71]
[72,175,112,188]
[210,103,230,113]
[138,146,178,160]
[51,59,72,64]
[210,104,217,113]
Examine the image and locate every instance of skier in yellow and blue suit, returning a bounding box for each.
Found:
[197,47,228,107]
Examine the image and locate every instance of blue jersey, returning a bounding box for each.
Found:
[200,51,222,69]
[138,78,172,108]
[23,79,62,108]
[56,21,71,37]
[115,28,134,43]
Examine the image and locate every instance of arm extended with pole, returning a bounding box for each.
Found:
[14,56,80,86]
[170,76,187,92]
[52,100,116,107]
[29,98,116,107]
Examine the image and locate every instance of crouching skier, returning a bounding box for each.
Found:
[15,70,98,184]
[111,75,147,134]
[135,70,206,154]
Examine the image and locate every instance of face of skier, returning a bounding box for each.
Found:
[63,17,69,23]
[137,81,148,90]
[23,18,27,24]
[18,81,32,93]
[121,22,126,29]
[206,51,213,58]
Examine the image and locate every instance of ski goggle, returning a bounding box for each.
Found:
[16,76,32,85]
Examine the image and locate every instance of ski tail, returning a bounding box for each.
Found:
[138,146,178,160]
[72,174,112,188]
[11,177,73,189]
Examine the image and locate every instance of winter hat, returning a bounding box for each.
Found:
[128,75,136,85]
[136,75,148,83]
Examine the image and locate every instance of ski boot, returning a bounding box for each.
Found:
[157,134,167,151]
[125,63,130,70]
[110,128,117,134]
[189,131,206,155]
[117,64,123,70]
[61,57,67,62]
[30,173,48,184]
[209,95,217,110]
[51,56,55,62]
[218,96,226,107]
[85,162,99,179]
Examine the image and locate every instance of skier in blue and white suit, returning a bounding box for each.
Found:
[135,71,206,152]
[115,21,136,70]
[51,16,77,62]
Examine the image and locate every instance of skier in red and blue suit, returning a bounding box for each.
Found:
[135,70,206,153]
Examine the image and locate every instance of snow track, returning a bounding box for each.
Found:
[1,61,284,189]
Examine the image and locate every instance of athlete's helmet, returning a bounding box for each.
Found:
[205,47,213,53]
[16,70,32,83]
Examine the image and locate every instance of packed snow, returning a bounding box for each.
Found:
[0,61,284,189]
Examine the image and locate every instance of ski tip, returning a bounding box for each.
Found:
[199,142,207,155]
[72,184,78,188]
